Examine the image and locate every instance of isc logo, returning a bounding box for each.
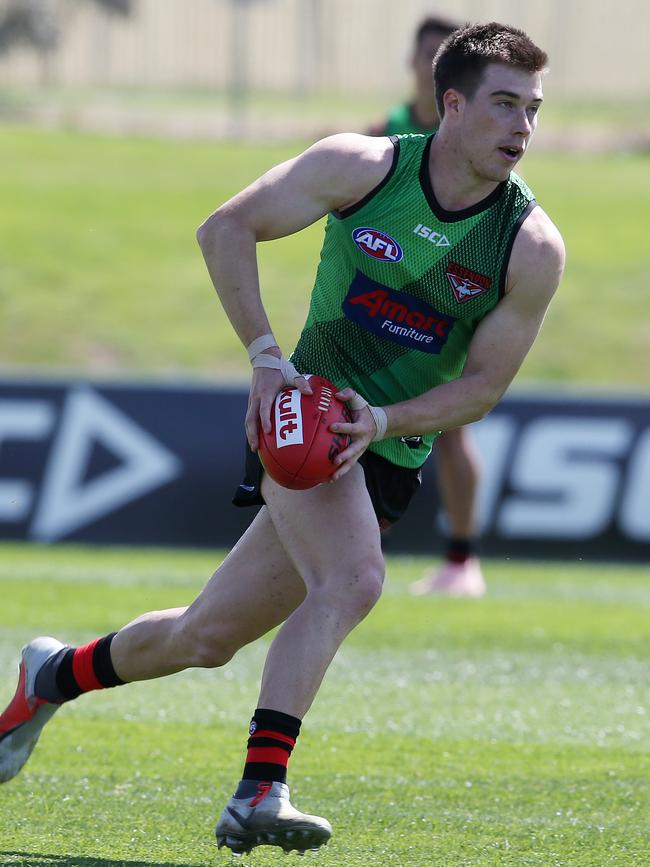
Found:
[352,227,403,262]
[413,223,450,247]
[274,388,304,448]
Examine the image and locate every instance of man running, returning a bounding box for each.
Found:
[1,22,564,857]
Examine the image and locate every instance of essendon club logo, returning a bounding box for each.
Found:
[352,227,403,263]
[342,271,455,354]
[446,262,492,304]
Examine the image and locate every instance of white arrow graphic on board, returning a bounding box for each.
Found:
[31,386,181,542]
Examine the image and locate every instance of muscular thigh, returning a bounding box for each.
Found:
[261,463,384,590]
[182,507,307,647]
[185,465,383,646]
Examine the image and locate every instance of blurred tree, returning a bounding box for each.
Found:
[0,1,58,54]
[91,0,132,13]
[0,0,131,56]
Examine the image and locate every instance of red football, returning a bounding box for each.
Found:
[258,376,352,490]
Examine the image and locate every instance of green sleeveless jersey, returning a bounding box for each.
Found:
[383,102,438,136]
[291,134,536,469]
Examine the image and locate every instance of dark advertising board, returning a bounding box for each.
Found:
[0,379,648,561]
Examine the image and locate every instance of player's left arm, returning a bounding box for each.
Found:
[331,207,565,477]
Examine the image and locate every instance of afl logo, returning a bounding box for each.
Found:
[352,227,403,263]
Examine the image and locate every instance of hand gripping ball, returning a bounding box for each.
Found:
[258,375,352,490]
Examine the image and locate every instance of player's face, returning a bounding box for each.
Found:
[459,63,543,182]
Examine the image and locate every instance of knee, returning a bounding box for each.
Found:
[354,561,385,614]
[174,615,239,669]
[323,558,385,625]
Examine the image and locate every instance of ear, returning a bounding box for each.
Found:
[442,88,464,117]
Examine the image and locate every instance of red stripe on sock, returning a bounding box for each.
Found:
[246,746,291,767]
[72,639,104,693]
[250,730,296,748]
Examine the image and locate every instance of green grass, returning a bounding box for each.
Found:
[1,124,650,388]
[0,127,318,379]
[2,84,650,134]
[0,544,648,865]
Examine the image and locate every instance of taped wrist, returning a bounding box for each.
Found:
[252,353,300,386]
[247,333,300,386]
[246,333,278,362]
[348,392,388,442]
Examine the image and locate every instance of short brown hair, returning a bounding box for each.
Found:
[433,22,548,118]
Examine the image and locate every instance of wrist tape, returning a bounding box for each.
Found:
[247,333,300,386]
[252,353,300,386]
[246,333,278,362]
[347,392,388,442]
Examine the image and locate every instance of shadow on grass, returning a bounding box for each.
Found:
[0,854,209,867]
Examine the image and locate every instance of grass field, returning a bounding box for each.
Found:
[2,85,650,139]
[1,106,649,866]
[1,124,649,388]
[0,544,648,866]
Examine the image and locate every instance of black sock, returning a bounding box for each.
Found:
[446,537,476,563]
[34,633,125,703]
[242,708,301,784]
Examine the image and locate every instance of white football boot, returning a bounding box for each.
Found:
[216,780,332,855]
[0,637,66,783]
[410,557,487,598]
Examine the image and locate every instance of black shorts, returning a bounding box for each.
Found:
[232,444,422,529]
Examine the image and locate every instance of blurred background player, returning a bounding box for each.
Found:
[369,15,486,598]
[368,15,457,137]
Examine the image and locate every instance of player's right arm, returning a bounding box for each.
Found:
[196,133,393,451]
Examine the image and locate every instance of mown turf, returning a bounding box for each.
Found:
[1,126,649,388]
[0,544,648,866]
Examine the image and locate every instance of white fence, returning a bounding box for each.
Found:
[0,0,648,99]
